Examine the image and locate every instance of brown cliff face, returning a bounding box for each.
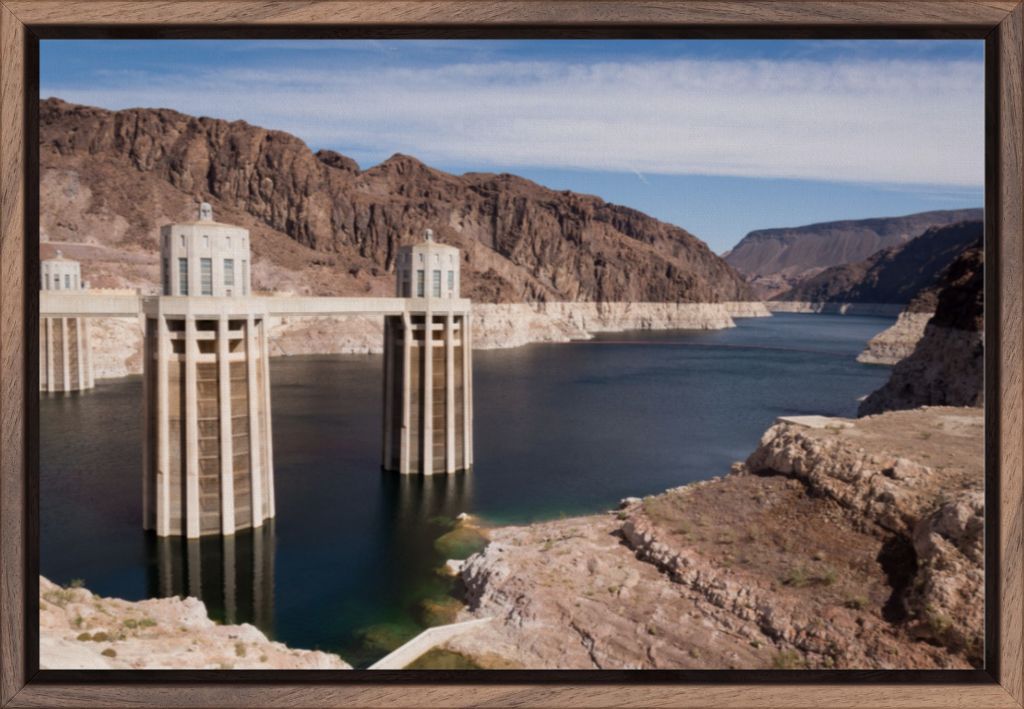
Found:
[40,98,750,303]
[858,240,983,416]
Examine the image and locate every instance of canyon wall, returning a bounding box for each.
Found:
[858,241,983,416]
[41,98,750,305]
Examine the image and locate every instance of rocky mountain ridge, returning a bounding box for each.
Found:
[725,209,982,298]
[774,220,982,306]
[40,98,750,304]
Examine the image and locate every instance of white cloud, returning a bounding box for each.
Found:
[42,56,984,187]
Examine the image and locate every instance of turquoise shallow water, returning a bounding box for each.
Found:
[39,312,894,667]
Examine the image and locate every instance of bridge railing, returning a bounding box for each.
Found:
[39,293,473,319]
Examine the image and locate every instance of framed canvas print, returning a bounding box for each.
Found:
[1,1,1022,707]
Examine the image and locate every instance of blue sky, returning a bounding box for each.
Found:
[41,39,984,253]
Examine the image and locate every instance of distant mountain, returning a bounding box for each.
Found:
[774,220,982,306]
[725,209,983,299]
[39,98,750,304]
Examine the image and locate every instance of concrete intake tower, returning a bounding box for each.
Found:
[382,229,473,475]
[40,251,94,392]
[143,204,274,538]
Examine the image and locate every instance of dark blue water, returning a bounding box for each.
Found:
[40,313,893,666]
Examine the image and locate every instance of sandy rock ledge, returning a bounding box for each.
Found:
[40,577,350,670]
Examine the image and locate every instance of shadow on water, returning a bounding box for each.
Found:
[343,471,478,668]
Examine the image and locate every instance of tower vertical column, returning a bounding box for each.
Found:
[382,318,395,468]
[260,317,276,519]
[156,315,171,537]
[45,318,54,393]
[84,317,94,389]
[422,312,434,476]
[400,311,412,475]
[217,315,236,535]
[246,314,264,528]
[184,315,201,539]
[143,318,153,531]
[60,318,70,391]
[462,313,473,470]
[75,318,86,391]
[445,313,456,474]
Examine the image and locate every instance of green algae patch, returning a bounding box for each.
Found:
[405,648,482,670]
[433,525,489,560]
[356,621,420,655]
[417,596,463,627]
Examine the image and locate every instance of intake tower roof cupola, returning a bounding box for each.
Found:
[395,228,461,299]
[42,250,85,292]
[160,203,252,297]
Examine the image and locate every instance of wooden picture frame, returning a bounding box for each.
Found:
[1,2,1021,706]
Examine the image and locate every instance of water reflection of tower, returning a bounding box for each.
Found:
[148,522,275,634]
[385,471,475,527]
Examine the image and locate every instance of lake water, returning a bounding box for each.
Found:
[40,313,894,667]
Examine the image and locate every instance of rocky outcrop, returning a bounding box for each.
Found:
[726,210,982,299]
[857,311,935,365]
[39,576,350,669]
[858,242,983,416]
[451,408,983,670]
[40,98,751,305]
[774,221,982,306]
[90,315,145,379]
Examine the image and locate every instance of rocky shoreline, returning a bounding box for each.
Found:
[443,407,983,670]
[766,301,904,317]
[39,577,350,670]
[857,311,934,365]
[87,301,771,380]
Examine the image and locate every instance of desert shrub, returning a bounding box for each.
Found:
[781,565,837,588]
[771,650,804,669]
[844,596,869,610]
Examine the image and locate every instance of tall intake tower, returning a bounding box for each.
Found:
[382,229,473,475]
[143,203,274,538]
[40,251,94,392]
